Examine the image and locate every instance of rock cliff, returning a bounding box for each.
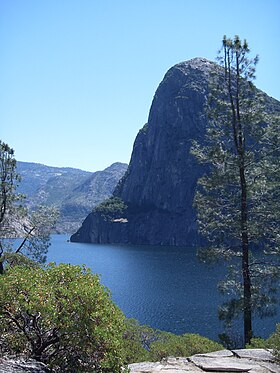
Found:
[71,58,280,246]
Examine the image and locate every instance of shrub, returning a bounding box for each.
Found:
[149,332,222,361]
[123,319,159,363]
[247,324,280,359]
[247,337,270,349]
[0,263,126,372]
[269,324,280,358]
[122,320,224,363]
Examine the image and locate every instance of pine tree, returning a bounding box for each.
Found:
[0,140,58,273]
[191,36,280,345]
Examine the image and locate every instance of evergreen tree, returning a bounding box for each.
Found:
[191,36,280,345]
[0,140,58,273]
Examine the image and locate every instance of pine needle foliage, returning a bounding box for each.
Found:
[191,35,280,345]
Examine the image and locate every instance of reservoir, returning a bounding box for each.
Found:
[47,234,279,342]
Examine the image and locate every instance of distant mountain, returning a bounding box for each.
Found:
[17,161,128,234]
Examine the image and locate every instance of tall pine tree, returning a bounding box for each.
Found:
[191,36,280,345]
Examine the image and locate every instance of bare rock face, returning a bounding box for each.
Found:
[71,58,212,246]
[71,58,280,246]
[0,357,52,373]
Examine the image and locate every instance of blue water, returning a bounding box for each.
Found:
[47,235,279,341]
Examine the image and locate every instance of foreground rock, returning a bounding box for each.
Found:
[128,349,280,372]
[1,350,278,372]
[0,357,52,373]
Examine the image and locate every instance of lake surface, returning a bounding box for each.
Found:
[47,235,279,341]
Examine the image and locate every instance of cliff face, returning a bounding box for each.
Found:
[71,57,280,246]
[116,59,212,212]
[71,58,213,245]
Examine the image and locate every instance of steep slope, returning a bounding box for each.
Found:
[17,162,127,233]
[71,58,280,246]
[57,163,128,232]
[17,162,92,199]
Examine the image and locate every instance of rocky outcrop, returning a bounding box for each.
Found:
[71,58,280,246]
[1,349,278,372]
[0,357,52,373]
[128,349,280,372]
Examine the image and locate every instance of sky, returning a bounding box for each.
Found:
[1,0,279,172]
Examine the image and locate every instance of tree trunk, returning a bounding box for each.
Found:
[0,243,4,274]
[240,164,252,345]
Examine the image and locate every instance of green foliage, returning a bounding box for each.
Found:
[149,332,222,361]
[247,324,280,358]
[0,204,59,272]
[218,331,244,349]
[1,251,40,269]
[19,205,59,263]
[0,141,59,271]
[93,196,128,221]
[0,264,126,372]
[268,324,280,358]
[191,36,280,345]
[0,140,22,230]
[247,337,269,349]
[123,318,162,364]
[0,265,225,370]
[122,319,223,363]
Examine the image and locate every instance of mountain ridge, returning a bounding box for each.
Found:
[17,161,128,233]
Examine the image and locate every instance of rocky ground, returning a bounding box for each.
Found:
[0,349,279,372]
[0,357,52,372]
[128,349,280,373]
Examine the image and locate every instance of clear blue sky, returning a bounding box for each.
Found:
[1,0,279,172]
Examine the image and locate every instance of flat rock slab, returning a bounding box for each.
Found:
[232,349,275,362]
[128,349,280,373]
[189,355,255,371]
[194,350,234,358]
[129,357,202,372]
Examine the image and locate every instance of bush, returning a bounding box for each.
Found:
[123,319,159,363]
[122,320,223,364]
[149,332,223,361]
[269,324,280,358]
[0,263,126,372]
[247,324,280,359]
[247,337,270,349]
